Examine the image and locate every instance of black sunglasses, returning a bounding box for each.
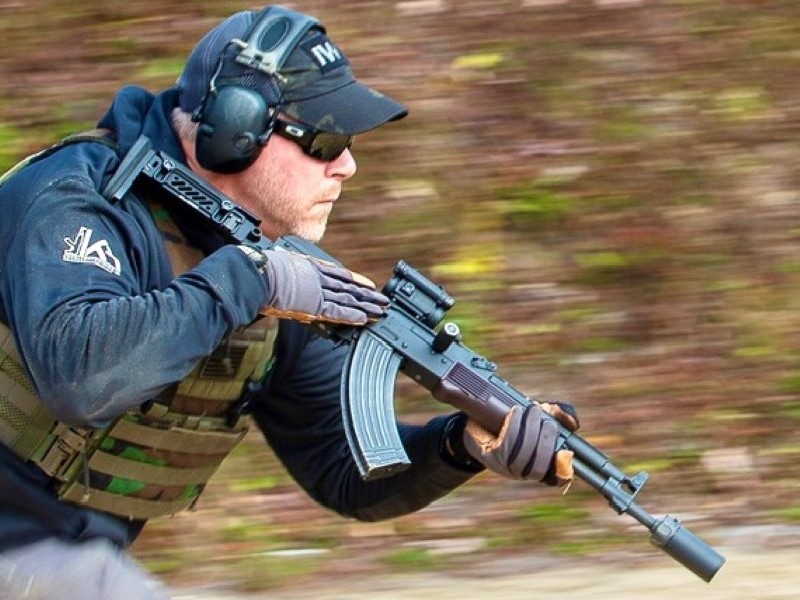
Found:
[272,117,353,162]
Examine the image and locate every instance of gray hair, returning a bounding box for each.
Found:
[171,107,198,143]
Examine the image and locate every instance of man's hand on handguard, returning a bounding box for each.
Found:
[463,401,580,488]
[239,246,389,326]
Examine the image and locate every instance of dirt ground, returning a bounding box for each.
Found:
[171,525,798,600]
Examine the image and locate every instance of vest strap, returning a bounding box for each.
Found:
[107,418,246,455]
[87,450,222,486]
[0,128,116,189]
[60,483,198,520]
[141,401,243,432]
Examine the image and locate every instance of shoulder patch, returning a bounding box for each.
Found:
[63,226,122,276]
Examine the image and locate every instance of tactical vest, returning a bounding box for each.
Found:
[0,137,278,520]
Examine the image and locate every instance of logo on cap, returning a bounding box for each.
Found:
[301,35,348,74]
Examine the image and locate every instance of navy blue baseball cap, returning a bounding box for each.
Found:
[177,8,408,135]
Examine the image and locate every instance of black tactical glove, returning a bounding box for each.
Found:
[239,246,389,325]
[462,401,580,487]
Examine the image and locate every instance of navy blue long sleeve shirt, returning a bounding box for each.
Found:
[0,86,476,552]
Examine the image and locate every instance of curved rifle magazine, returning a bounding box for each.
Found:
[341,330,410,481]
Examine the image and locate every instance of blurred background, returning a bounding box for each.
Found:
[1,0,799,596]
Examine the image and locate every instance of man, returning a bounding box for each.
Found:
[0,6,577,599]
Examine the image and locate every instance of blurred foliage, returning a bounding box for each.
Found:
[379,547,441,570]
[2,0,800,593]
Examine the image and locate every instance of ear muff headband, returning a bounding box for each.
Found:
[234,6,320,78]
[193,7,321,173]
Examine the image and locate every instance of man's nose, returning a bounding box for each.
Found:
[327,147,357,180]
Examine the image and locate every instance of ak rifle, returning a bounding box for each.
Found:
[105,136,726,583]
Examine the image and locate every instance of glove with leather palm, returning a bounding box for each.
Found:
[462,401,580,487]
[239,246,389,326]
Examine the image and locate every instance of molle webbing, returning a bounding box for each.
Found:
[0,327,58,461]
[57,414,248,519]
[0,326,104,482]
[0,305,275,521]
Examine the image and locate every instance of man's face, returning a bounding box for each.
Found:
[222,130,357,243]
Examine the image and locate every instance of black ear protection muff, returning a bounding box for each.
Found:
[192,6,320,173]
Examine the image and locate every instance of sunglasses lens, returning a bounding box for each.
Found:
[309,132,353,161]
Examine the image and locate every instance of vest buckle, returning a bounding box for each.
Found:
[35,423,94,481]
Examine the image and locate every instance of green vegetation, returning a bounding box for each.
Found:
[380,547,441,570]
